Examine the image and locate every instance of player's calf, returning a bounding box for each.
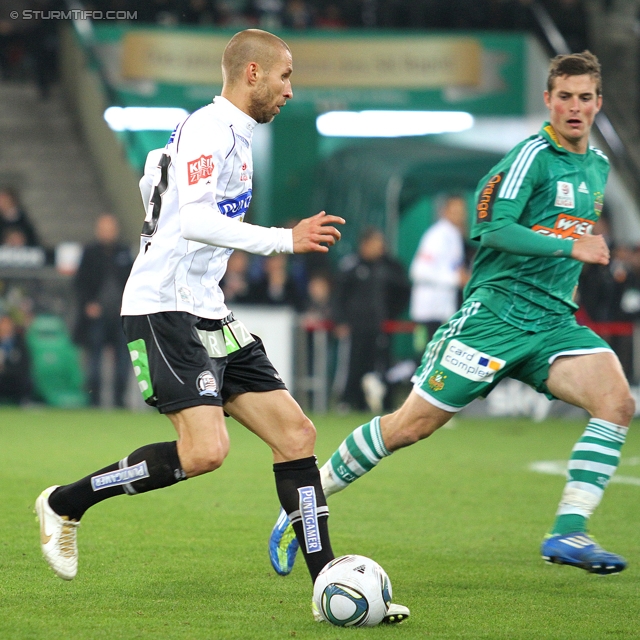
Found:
[273,456,334,583]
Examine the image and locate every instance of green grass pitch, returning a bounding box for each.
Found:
[0,408,638,639]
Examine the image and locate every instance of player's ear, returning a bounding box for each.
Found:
[543,90,551,109]
[595,93,603,113]
[246,62,260,86]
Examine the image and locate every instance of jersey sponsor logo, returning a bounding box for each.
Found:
[476,172,504,222]
[196,371,218,397]
[91,461,150,491]
[555,181,575,208]
[441,339,505,383]
[188,154,215,185]
[217,189,253,219]
[532,213,594,240]
[298,486,322,553]
[578,181,589,194]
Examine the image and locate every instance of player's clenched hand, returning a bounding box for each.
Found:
[292,211,345,253]
[571,234,610,265]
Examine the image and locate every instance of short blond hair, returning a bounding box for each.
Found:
[222,29,290,87]
[548,50,602,96]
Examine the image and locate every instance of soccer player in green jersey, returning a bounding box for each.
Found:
[270,51,632,583]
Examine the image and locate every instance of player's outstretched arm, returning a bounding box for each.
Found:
[292,211,345,253]
[480,223,609,264]
[571,233,610,265]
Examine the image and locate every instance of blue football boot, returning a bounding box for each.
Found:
[269,507,299,575]
[541,533,627,575]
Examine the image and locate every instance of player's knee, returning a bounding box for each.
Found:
[182,437,230,476]
[282,414,316,459]
[594,388,635,427]
[617,392,635,426]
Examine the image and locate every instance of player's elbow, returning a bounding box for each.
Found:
[479,230,501,250]
[179,206,199,242]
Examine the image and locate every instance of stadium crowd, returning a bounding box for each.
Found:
[78,0,586,43]
[0,0,589,90]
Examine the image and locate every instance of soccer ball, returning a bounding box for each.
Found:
[313,555,392,627]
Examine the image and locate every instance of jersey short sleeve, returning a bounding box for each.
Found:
[471,136,550,241]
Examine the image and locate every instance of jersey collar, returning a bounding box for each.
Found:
[539,121,568,153]
[539,121,594,159]
[212,96,258,137]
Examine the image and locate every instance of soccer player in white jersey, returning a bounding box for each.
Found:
[34,29,407,622]
[270,51,632,582]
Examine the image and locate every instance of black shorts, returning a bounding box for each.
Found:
[122,311,287,414]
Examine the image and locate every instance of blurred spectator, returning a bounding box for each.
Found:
[283,0,314,28]
[409,194,469,349]
[253,0,284,28]
[133,0,182,24]
[29,0,62,98]
[333,227,410,412]
[303,272,333,323]
[0,187,40,247]
[181,0,217,24]
[577,216,638,379]
[0,314,32,404]
[0,0,30,80]
[316,2,346,28]
[73,214,133,408]
[220,249,253,304]
[247,253,306,310]
[2,226,28,247]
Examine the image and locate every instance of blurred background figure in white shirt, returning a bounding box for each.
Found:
[409,194,470,350]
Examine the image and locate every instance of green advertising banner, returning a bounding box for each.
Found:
[92,25,527,116]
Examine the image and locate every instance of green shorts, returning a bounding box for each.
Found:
[412,299,612,412]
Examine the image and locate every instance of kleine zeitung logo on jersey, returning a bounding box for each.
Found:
[188,154,215,185]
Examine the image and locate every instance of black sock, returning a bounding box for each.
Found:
[273,456,334,583]
[48,441,186,521]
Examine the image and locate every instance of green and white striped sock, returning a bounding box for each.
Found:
[551,418,627,535]
[319,416,391,498]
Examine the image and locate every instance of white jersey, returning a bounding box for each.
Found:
[409,218,464,322]
[121,96,293,319]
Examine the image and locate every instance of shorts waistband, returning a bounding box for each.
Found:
[221,312,235,325]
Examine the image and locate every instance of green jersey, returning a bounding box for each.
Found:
[464,122,609,332]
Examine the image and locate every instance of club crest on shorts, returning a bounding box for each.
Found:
[196,371,218,397]
[428,370,447,392]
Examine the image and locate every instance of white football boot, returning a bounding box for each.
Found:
[382,603,410,624]
[35,485,80,580]
[312,600,410,624]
